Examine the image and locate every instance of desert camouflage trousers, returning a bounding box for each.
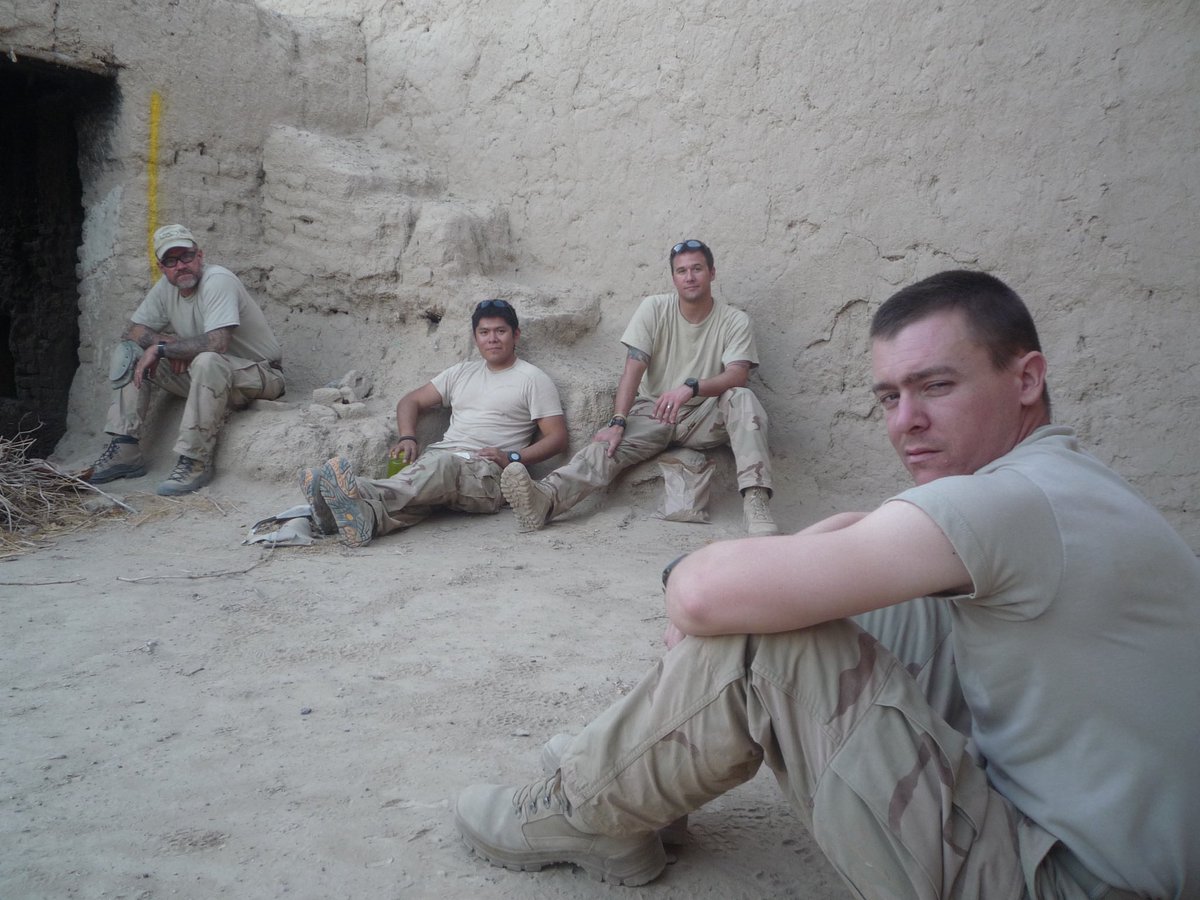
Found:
[105,349,285,463]
[354,449,504,535]
[558,602,1135,899]
[542,387,771,519]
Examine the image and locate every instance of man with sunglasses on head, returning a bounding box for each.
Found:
[86,223,285,495]
[300,299,568,547]
[502,239,777,536]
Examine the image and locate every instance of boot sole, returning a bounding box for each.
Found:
[746,522,781,536]
[157,471,213,496]
[89,463,146,484]
[500,463,549,532]
[453,812,666,886]
[299,467,336,535]
[319,458,373,547]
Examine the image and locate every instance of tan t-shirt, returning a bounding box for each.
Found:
[132,264,282,364]
[620,293,758,404]
[427,358,562,453]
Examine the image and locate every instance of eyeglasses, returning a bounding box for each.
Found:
[671,239,706,255]
[160,250,198,268]
[475,299,512,310]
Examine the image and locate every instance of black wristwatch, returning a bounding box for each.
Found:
[684,377,700,397]
[661,553,689,588]
[608,415,627,429]
[157,341,168,358]
[507,451,522,463]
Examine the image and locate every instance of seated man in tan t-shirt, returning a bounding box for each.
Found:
[87,223,285,495]
[300,299,567,547]
[502,239,777,536]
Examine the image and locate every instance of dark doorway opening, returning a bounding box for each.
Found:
[0,53,115,458]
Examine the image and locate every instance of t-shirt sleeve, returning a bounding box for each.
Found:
[130,280,170,330]
[197,270,243,331]
[890,470,1064,620]
[430,363,464,405]
[619,296,660,356]
[526,368,564,420]
[721,309,759,368]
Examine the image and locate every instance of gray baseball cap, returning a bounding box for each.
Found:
[153,224,197,261]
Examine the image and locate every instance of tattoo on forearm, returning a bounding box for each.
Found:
[123,324,153,348]
[627,347,650,364]
[165,334,207,358]
[160,328,232,359]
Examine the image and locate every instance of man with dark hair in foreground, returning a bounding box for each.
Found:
[455,271,1200,898]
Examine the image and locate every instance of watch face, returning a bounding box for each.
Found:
[508,451,521,462]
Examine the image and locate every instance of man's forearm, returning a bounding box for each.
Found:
[612,379,639,418]
[123,323,160,348]
[158,331,220,360]
[518,435,561,466]
[518,417,568,465]
[395,397,422,439]
[612,349,649,417]
[693,362,750,398]
[126,324,232,360]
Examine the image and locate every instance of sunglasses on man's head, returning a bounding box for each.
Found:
[671,239,706,255]
[476,299,512,310]
[160,249,198,268]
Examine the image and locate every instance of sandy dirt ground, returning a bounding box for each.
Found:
[1,468,848,900]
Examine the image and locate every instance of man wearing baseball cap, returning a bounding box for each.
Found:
[86,223,284,495]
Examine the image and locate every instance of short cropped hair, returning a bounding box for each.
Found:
[471,299,519,332]
[871,270,1050,413]
[871,270,1043,368]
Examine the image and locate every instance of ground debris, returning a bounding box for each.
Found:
[0,433,133,556]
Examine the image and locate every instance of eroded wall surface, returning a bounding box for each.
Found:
[346,0,1199,539]
[5,0,1197,543]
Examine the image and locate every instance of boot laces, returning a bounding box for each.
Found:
[96,441,121,465]
[746,488,771,521]
[511,772,571,819]
[167,456,199,481]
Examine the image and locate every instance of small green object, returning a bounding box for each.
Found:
[386,455,408,478]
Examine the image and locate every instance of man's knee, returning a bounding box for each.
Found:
[108,340,141,389]
[185,352,238,399]
[577,437,620,471]
[720,387,769,430]
[404,451,464,488]
[747,620,873,680]
[188,351,232,379]
[671,627,850,683]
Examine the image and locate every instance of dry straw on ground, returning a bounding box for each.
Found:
[0,433,133,557]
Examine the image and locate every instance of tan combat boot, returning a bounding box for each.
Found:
[455,772,666,885]
[88,435,146,484]
[743,486,779,536]
[501,462,554,531]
